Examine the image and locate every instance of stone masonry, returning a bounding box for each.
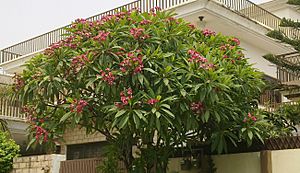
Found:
[11,154,66,173]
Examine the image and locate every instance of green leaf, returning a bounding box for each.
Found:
[215,111,221,122]
[248,131,253,140]
[163,53,174,58]
[115,110,127,118]
[180,89,187,97]
[26,138,36,151]
[161,104,170,109]
[156,118,161,132]
[118,115,129,129]
[204,110,210,122]
[60,112,72,123]
[155,111,161,118]
[133,110,148,123]
[163,78,169,86]
[133,113,140,129]
[144,68,159,75]
[161,108,175,118]
[137,73,144,85]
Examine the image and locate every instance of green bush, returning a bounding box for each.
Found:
[0,131,20,173]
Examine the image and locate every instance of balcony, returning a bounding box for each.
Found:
[0,0,295,74]
[276,52,300,86]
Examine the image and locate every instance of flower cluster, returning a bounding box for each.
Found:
[115,88,133,108]
[187,49,208,63]
[45,36,79,55]
[13,74,25,91]
[119,52,144,74]
[200,63,215,70]
[150,6,161,13]
[71,54,89,73]
[190,101,205,114]
[219,44,236,51]
[70,99,88,113]
[63,36,78,49]
[188,23,196,29]
[44,42,61,55]
[140,19,152,25]
[202,29,216,37]
[147,98,159,105]
[99,68,116,85]
[93,31,110,42]
[34,125,48,142]
[231,37,240,46]
[243,113,257,123]
[130,28,149,40]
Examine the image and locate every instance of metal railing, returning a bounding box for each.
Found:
[0,0,191,64]
[0,97,24,120]
[262,101,299,112]
[215,0,300,39]
[59,158,127,173]
[276,52,300,84]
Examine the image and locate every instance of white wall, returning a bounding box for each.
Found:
[272,8,300,21]
[272,149,300,173]
[241,41,277,78]
[212,152,261,173]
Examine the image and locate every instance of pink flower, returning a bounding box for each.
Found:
[243,112,257,123]
[71,54,89,73]
[70,99,88,113]
[119,52,144,74]
[231,37,240,45]
[219,45,227,51]
[127,88,132,95]
[187,49,207,63]
[147,98,159,105]
[188,24,195,29]
[190,102,204,114]
[34,125,48,142]
[202,29,216,37]
[114,102,124,109]
[118,88,133,106]
[94,31,110,41]
[140,20,152,25]
[130,28,145,39]
[248,113,252,118]
[99,68,116,85]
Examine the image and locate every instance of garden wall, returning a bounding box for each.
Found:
[212,152,261,173]
[271,149,300,173]
[12,154,65,173]
[61,127,106,154]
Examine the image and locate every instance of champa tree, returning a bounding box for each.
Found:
[15,8,265,172]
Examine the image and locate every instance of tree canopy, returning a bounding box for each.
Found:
[15,8,266,172]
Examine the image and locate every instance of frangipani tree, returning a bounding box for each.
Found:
[15,8,265,172]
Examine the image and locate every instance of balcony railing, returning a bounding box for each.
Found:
[214,0,300,39]
[59,158,127,173]
[0,0,191,64]
[0,97,24,120]
[1,0,299,65]
[262,101,299,112]
[276,52,300,84]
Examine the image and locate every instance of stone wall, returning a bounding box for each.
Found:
[61,127,106,154]
[12,154,66,173]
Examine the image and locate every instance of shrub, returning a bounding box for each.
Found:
[0,131,20,173]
